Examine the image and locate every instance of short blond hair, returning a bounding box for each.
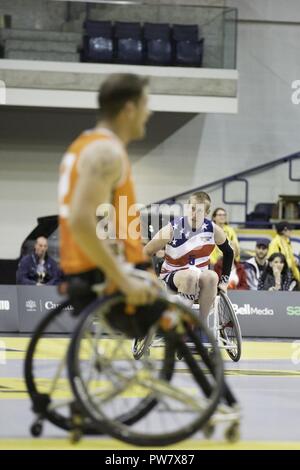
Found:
[189,191,211,210]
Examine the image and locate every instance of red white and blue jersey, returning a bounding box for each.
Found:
[160,217,215,277]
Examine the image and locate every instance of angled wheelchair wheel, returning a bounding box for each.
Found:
[24,302,99,435]
[67,292,225,447]
[218,291,242,362]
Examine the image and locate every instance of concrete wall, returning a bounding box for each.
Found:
[0,0,67,30]
[134,0,300,218]
[1,104,299,259]
[225,0,300,22]
[0,148,61,259]
[0,107,194,258]
[0,0,231,67]
[0,106,93,259]
[2,0,300,258]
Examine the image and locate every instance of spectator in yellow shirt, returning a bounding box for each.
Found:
[210,207,240,265]
[268,221,300,283]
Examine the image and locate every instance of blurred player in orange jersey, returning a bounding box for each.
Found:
[59,73,159,307]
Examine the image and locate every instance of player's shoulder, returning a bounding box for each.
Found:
[170,216,185,230]
[83,135,123,160]
[78,135,123,174]
[165,217,181,244]
[203,218,214,232]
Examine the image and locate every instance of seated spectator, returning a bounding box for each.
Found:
[16,236,62,286]
[244,239,269,290]
[210,207,240,265]
[258,252,296,291]
[214,245,249,290]
[268,221,300,284]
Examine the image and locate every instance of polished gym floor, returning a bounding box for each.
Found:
[0,337,300,450]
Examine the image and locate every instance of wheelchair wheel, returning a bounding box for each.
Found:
[218,291,242,362]
[67,292,225,447]
[24,302,99,434]
[132,326,156,360]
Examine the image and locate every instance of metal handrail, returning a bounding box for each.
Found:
[145,152,300,224]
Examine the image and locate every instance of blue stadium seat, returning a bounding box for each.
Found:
[173,24,200,42]
[115,21,144,64]
[172,24,204,67]
[144,23,172,66]
[83,20,114,63]
[175,37,204,66]
[246,203,276,228]
[84,20,112,38]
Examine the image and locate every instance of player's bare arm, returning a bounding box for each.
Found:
[69,139,158,304]
[143,223,173,257]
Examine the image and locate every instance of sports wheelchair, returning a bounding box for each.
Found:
[24,269,240,446]
[133,289,242,362]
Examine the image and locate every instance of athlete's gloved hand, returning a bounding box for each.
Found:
[218,282,228,294]
[121,272,161,306]
[218,275,229,294]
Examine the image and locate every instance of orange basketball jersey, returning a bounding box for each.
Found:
[59,128,145,274]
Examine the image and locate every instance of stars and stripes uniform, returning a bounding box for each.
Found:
[160,217,215,280]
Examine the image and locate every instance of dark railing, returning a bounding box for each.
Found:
[146,151,300,224]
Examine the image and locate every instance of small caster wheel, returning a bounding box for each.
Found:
[225,422,240,443]
[70,428,82,444]
[203,422,215,439]
[30,421,43,437]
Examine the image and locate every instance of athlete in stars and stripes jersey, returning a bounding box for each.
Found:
[160,216,215,276]
[144,191,234,320]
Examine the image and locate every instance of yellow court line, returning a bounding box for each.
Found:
[224,369,300,377]
[175,368,300,377]
[1,337,30,350]
[240,341,299,360]
[2,368,300,400]
[0,439,300,450]
[0,377,201,400]
[1,338,298,361]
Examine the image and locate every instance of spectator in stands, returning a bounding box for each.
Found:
[244,239,269,290]
[16,236,62,286]
[214,244,249,290]
[268,221,300,284]
[258,252,296,291]
[210,207,240,265]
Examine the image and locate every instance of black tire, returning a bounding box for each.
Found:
[68,293,225,447]
[24,301,99,434]
[218,291,242,362]
[183,320,238,408]
[30,421,43,437]
[68,295,175,433]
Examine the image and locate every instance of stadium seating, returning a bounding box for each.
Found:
[172,24,204,66]
[246,203,277,228]
[81,20,204,67]
[82,20,114,63]
[115,21,144,64]
[144,22,172,65]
